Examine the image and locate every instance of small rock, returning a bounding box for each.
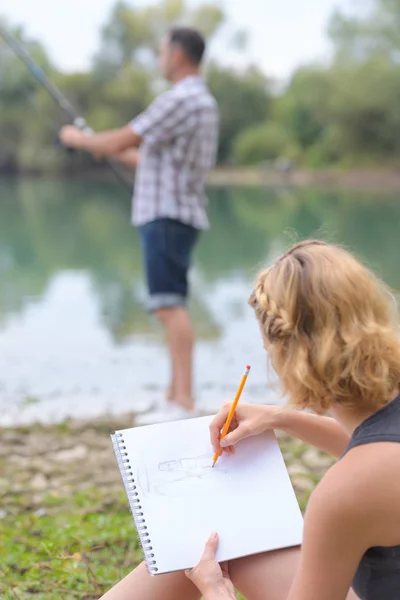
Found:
[0,431,24,445]
[288,464,311,478]
[11,483,25,494]
[0,478,10,493]
[31,493,46,506]
[302,449,334,470]
[30,473,48,491]
[291,475,315,493]
[8,455,31,469]
[52,444,88,463]
[29,460,63,476]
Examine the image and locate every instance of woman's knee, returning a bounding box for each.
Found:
[230,547,301,600]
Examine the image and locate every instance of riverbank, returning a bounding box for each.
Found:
[208,166,400,192]
[0,413,335,599]
[4,165,400,192]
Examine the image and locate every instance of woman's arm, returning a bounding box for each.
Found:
[277,410,350,458]
[287,462,371,600]
[210,404,351,459]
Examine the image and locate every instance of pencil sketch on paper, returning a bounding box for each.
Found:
[136,454,228,498]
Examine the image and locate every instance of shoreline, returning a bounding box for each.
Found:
[207,166,400,192]
[3,166,400,192]
[1,411,334,516]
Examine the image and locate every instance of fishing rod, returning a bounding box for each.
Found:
[0,26,133,192]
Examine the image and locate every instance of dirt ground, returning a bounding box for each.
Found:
[0,413,335,516]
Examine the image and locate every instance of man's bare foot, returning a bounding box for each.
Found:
[167,385,195,411]
[135,402,199,425]
[174,397,196,412]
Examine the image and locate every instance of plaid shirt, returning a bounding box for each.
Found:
[130,76,219,230]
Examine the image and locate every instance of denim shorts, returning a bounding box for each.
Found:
[138,218,199,312]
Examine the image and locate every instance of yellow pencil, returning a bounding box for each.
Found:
[212,365,251,467]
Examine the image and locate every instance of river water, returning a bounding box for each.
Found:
[1,178,399,424]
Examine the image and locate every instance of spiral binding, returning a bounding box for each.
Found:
[111,433,158,575]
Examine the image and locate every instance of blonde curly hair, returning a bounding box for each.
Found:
[250,240,400,414]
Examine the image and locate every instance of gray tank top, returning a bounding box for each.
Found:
[342,394,400,600]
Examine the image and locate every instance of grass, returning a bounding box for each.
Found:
[0,488,248,599]
[0,485,308,600]
[0,417,329,599]
[0,489,142,599]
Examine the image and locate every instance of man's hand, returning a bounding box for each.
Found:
[59,125,88,149]
[185,533,235,600]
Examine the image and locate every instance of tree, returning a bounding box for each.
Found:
[93,0,225,77]
[277,67,333,151]
[232,122,297,165]
[0,22,55,172]
[329,0,400,64]
[323,0,400,162]
[327,58,400,160]
[4,0,400,173]
[207,64,271,163]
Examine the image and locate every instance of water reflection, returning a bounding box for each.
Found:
[1,178,400,424]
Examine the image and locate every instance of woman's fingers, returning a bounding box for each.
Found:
[201,531,219,560]
[220,422,251,447]
[209,404,231,453]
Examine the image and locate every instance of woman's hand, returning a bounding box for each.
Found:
[185,532,235,600]
[210,403,284,453]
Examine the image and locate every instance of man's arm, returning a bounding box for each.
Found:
[60,89,190,158]
[111,148,140,170]
[59,124,142,157]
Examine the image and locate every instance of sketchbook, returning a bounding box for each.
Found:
[111,415,303,575]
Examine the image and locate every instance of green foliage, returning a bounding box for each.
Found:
[328,0,400,65]
[278,67,332,151]
[304,125,342,167]
[328,58,400,157]
[0,25,57,172]
[93,0,225,75]
[232,122,297,164]
[0,1,267,172]
[2,0,400,172]
[207,64,271,162]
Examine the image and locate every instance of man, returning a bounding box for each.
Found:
[60,27,219,424]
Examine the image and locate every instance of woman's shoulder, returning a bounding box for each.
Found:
[341,440,400,487]
[316,442,398,500]
[305,442,400,543]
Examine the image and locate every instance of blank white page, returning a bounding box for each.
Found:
[115,415,303,574]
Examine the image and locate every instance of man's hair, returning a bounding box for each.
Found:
[168,27,206,65]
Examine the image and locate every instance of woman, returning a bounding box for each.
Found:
[101,240,400,600]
